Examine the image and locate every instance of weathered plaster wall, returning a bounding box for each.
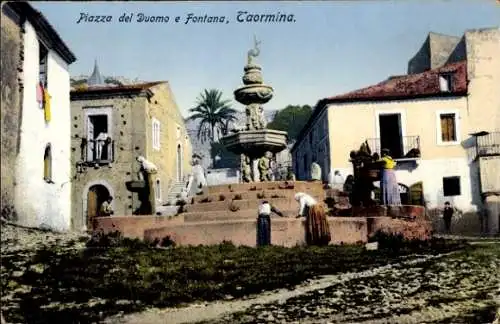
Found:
[326,97,469,169]
[145,82,192,203]
[465,28,500,133]
[292,110,329,181]
[0,5,22,221]
[14,20,72,231]
[70,96,147,230]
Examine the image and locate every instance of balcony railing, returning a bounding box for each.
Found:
[84,139,115,164]
[365,136,421,160]
[476,132,500,158]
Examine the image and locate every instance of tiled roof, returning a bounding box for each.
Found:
[71,81,166,94]
[291,60,468,152]
[325,60,467,102]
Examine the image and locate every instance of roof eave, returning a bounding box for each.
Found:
[8,1,77,64]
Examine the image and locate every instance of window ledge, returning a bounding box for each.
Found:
[437,141,461,146]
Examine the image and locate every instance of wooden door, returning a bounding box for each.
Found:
[409,182,424,206]
[87,189,98,230]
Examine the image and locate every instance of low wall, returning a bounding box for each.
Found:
[94,215,184,239]
[143,217,368,247]
[93,206,430,246]
[367,217,432,241]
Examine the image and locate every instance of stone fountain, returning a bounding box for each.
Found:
[220,36,288,182]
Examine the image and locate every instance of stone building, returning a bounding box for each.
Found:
[292,28,500,235]
[1,2,76,230]
[70,69,192,231]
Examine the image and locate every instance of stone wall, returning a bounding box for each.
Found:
[407,32,461,74]
[0,5,22,221]
[70,96,147,230]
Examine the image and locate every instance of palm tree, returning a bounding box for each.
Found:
[188,89,237,143]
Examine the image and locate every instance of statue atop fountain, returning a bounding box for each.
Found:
[220,36,288,182]
[247,35,261,66]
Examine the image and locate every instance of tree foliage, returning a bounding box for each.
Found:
[267,105,313,142]
[187,89,237,144]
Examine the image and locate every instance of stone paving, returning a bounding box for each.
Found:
[198,242,500,324]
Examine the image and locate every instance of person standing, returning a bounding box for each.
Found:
[257,201,284,246]
[295,192,331,246]
[379,148,401,206]
[442,201,455,234]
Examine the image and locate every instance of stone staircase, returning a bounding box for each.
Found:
[166,181,187,204]
[94,180,432,247]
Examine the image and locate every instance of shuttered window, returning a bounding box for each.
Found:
[43,144,52,182]
[152,118,161,151]
[440,113,457,142]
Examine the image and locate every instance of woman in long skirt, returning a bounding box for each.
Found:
[380,149,401,206]
[295,192,331,246]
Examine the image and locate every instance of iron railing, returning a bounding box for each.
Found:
[365,135,421,160]
[85,139,115,164]
[476,132,500,157]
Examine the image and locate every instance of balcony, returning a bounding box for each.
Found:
[83,138,115,165]
[365,136,421,161]
[475,131,500,158]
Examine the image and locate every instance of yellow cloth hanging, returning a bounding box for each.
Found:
[381,156,396,169]
[43,89,51,122]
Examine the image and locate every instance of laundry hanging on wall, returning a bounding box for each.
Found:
[43,89,51,122]
[36,82,44,109]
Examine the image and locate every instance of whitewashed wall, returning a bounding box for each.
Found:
[14,21,72,231]
[206,168,240,186]
[330,157,479,212]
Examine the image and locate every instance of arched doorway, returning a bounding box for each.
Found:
[176,144,182,182]
[87,184,110,230]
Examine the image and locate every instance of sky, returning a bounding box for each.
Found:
[33,1,499,118]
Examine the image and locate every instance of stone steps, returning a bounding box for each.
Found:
[205,180,323,194]
[193,189,323,204]
[185,197,317,213]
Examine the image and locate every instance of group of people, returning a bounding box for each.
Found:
[257,192,331,247]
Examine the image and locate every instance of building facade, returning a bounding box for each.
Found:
[1,2,76,231]
[292,28,500,234]
[70,80,192,230]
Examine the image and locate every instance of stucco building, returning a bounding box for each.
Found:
[1,2,76,230]
[292,28,500,234]
[70,69,192,231]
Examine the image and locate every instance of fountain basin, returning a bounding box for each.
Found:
[221,129,287,157]
[234,84,274,105]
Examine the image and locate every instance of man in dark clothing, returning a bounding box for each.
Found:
[443,201,455,234]
[257,201,284,246]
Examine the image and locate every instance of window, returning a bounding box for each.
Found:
[443,176,461,196]
[43,144,52,183]
[39,41,48,87]
[155,179,162,201]
[87,115,111,162]
[439,113,457,143]
[152,118,161,150]
[439,74,452,92]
